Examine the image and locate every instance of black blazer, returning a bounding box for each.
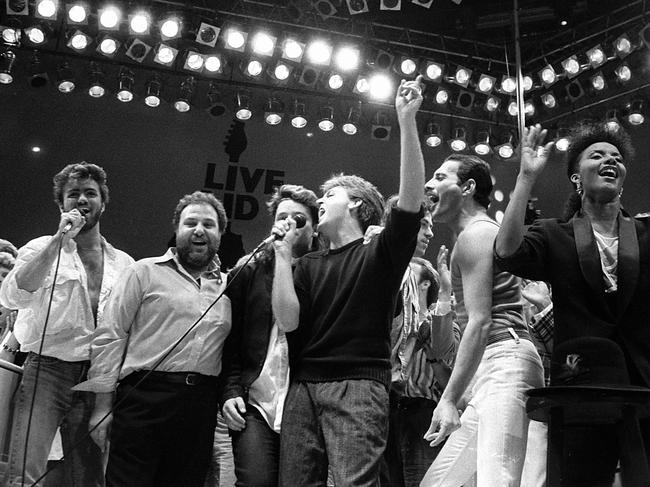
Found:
[495,210,650,387]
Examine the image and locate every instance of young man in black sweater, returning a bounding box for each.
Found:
[271,76,426,486]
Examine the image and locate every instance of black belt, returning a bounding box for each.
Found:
[123,370,217,387]
[390,391,436,410]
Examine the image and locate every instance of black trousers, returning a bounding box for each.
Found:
[106,371,219,487]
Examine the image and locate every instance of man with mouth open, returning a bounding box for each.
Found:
[0,162,133,487]
[271,76,426,486]
[75,191,232,487]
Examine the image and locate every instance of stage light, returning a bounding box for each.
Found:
[507,100,518,117]
[1,26,20,45]
[334,46,360,72]
[368,73,393,100]
[449,127,467,152]
[435,87,449,105]
[205,55,223,73]
[184,51,204,72]
[174,76,195,112]
[144,75,162,107]
[485,95,500,112]
[369,49,394,70]
[454,66,472,88]
[456,91,474,112]
[116,67,134,102]
[562,55,581,78]
[0,50,16,84]
[371,111,392,141]
[25,26,46,45]
[271,61,293,82]
[555,127,570,152]
[496,133,515,159]
[235,91,252,120]
[397,56,418,76]
[290,99,308,128]
[477,74,496,94]
[244,59,264,77]
[6,0,28,15]
[196,22,220,47]
[615,64,631,83]
[98,6,121,29]
[264,97,284,125]
[590,72,606,92]
[473,131,491,156]
[424,122,442,147]
[67,29,91,51]
[614,33,632,58]
[586,45,606,68]
[98,35,120,56]
[423,61,444,82]
[342,102,362,135]
[36,0,57,19]
[224,27,247,51]
[154,44,178,66]
[327,73,344,90]
[318,105,335,131]
[126,38,151,63]
[306,40,332,65]
[541,92,556,109]
[56,62,75,92]
[539,64,557,88]
[251,31,276,56]
[207,83,225,116]
[605,109,620,132]
[87,61,105,97]
[298,66,320,88]
[129,12,150,35]
[628,100,644,125]
[160,18,181,40]
[523,75,533,92]
[524,100,535,117]
[565,80,584,102]
[28,51,49,87]
[282,38,305,61]
[67,4,87,23]
[501,75,516,94]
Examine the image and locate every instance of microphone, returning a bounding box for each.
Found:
[260,214,307,246]
[61,209,87,234]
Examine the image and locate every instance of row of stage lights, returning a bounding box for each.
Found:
[0,0,646,117]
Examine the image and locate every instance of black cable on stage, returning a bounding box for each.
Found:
[28,243,269,487]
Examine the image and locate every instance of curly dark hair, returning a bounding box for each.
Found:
[266,184,319,225]
[52,162,109,206]
[444,154,493,209]
[172,191,228,232]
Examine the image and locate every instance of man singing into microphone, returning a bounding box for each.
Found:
[0,162,133,487]
[271,76,426,486]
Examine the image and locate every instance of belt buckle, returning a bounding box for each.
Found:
[185,373,199,386]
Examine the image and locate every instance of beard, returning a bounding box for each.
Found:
[176,242,218,272]
[79,210,101,233]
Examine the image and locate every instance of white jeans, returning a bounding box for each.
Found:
[421,339,544,487]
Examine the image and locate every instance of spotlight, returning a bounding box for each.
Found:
[153,44,178,67]
[539,64,557,88]
[234,91,252,120]
[590,72,606,92]
[270,61,293,82]
[501,75,516,94]
[224,26,247,51]
[244,58,265,78]
[160,18,181,40]
[342,101,362,135]
[586,45,606,68]
[523,75,533,92]
[125,38,151,63]
[368,49,394,70]
[67,3,88,23]
[555,127,570,152]
[298,66,320,88]
[196,22,220,47]
[174,76,195,112]
[423,61,444,82]
[473,131,491,155]
[1,26,20,45]
[183,51,204,72]
[327,73,344,91]
[144,75,163,107]
[477,74,496,94]
[456,91,475,112]
[449,126,467,152]
[0,50,16,84]
[507,100,518,117]
[524,100,535,117]
[368,73,393,100]
[28,51,49,87]
[615,64,631,83]
[318,104,335,131]
[87,61,105,97]
[613,33,632,58]
[35,0,57,19]
[485,95,500,112]
[129,12,150,35]
[640,24,650,49]
[290,99,308,128]
[56,61,75,93]
[6,0,28,15]
[251,31,276,56]
[434,86,449,105]
[605,109,620,132]
[67,29,91,51]
[541,92,556,109]
[334,46,360,72]
[561,55,581,79]
[306,39,332,66]
[628,100,644,125]
[204,55,223,74]
[353,75,369,95]
[98,6,121,30]
[281,38,305,61]
[25,25,47,45]
[97,35,120,57]
[565,80,584,102]
[264,97,284,125]
[116,67,134,102]
[453,66,472,88]
[207,82,225,116]
[396,56,418,76]
[371,111,392,141]
[496,133,515,159]
[424,122,442,147]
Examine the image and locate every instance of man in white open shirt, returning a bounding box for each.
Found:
[0,162,133,487]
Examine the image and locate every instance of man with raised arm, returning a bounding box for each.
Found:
[270,76,426,486]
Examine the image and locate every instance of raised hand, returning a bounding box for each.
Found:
[395,75,424,121]
[520,124,554,179]
[436,245,451,300]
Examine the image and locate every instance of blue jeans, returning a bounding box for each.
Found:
[279,380,389,487]
[6,353,103,487]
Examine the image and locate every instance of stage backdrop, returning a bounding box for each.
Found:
[2,83,650,265]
